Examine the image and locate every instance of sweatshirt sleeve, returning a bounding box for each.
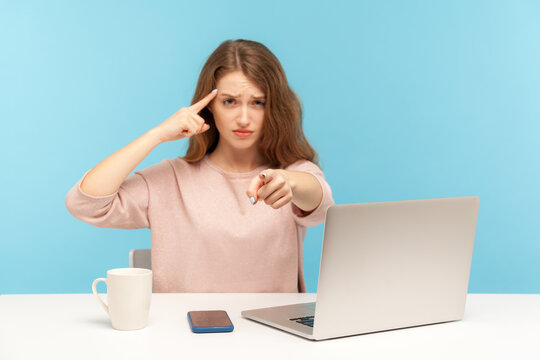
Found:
[285,160,334,228]
[65,170,150,229]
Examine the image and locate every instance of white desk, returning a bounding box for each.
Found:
[1,293,539,359]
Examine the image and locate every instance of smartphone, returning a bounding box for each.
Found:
[187,310,234,333]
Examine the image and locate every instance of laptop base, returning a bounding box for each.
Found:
[241,302,315,340]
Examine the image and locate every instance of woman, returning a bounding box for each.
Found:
[65,39,334,293]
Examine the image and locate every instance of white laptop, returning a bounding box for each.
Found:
[241,196,480,340]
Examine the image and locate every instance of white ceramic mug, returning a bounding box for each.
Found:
[92,268,152,330]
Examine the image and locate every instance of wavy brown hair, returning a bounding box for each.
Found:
[182,39,318,168]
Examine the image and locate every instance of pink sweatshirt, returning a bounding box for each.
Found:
[65,155,334,293]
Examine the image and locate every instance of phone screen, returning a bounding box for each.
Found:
[187,310,234,333]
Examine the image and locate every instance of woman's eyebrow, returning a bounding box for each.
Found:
[220,93,266,99]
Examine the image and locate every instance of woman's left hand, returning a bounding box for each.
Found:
[246,169,293,209]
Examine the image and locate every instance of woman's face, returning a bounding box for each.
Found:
[208,71,266,151]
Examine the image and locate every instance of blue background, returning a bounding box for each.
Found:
[1,0,538,294]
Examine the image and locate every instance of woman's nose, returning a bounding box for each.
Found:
[237,105,250,126]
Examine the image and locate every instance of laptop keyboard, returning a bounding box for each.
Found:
[289,316,314,327]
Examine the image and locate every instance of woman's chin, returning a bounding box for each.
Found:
[228,137,259,148]
[233,142,256,150]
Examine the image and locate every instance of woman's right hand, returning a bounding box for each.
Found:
[153,89,218,143]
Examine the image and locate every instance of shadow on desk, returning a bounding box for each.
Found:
[80,317,111,329]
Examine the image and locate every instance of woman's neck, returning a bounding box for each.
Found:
[208,144,267,173]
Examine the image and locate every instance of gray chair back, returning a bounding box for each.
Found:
[129,249,152,270]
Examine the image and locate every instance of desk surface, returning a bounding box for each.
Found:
[1,293,539,360]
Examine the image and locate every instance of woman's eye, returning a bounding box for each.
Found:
[223,99,265,106]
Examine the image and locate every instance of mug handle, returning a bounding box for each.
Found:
[92,278,109,314]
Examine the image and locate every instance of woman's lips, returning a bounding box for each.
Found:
[233,130,253,138]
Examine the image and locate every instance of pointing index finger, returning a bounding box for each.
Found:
[189,89,218,114]
[247,172,267,205]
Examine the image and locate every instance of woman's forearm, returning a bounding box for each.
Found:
[284,170,323,212]
[80,129,163,196]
